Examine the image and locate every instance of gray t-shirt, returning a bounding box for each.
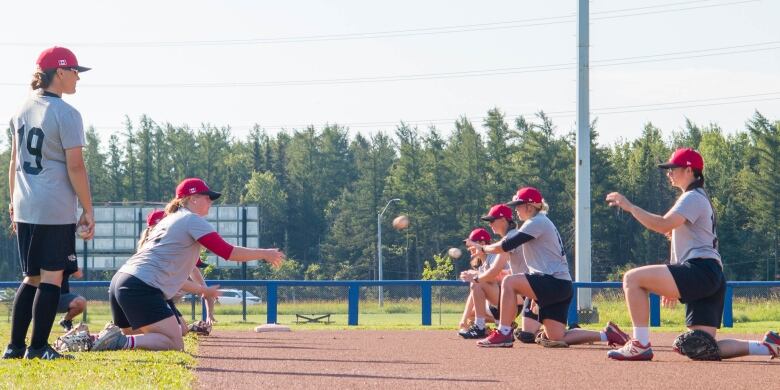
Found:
[518,213,571,281]
[505,228,529,274]
[10,94,85,224]
[669,189,722,266]
[118,209,216,299]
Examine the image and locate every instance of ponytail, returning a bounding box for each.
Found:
[137,227,151,251]
[685,170,705,191]
[165,197,186,215]
[30,69,57,90]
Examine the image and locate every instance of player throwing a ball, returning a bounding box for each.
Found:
[92,178,285,351]
[605,148,779,361]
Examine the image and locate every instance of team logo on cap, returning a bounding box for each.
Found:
[189,187,197,194]
[58,59,67,66]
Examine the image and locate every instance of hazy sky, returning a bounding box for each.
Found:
[1,0,778,146]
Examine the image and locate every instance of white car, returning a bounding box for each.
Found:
[216,289,262,305]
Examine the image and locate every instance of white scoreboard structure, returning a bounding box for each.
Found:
[76,205,262,270]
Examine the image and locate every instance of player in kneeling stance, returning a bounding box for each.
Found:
[467,187,629,348]
[461,204,542,343]
[606,148,779,361]
[457,228,501,338]
[92,178,284,351]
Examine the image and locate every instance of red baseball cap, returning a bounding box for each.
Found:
[506,187,543,206]
[481,204,513,222]
[465,228,492,243]
[658,148,704,171]
[146,209,165,226]
[36,47,91,72]
[175,178,221,200]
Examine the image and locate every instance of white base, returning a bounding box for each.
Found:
[254,323,291,333]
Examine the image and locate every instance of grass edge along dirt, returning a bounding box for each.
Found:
[0,326,198,390]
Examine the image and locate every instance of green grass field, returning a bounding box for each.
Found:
[0,294,777,389]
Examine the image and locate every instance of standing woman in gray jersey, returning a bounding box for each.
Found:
[92,178,284,352]
[606,148,779,361]
[3,47,95,360]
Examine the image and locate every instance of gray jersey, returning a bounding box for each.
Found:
[505,228,529,274]
[118,209,215,299]
[10,94,85,224]
[518,213,571,281]
[669,189,722,266]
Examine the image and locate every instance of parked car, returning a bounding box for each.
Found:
[216,289,262,305]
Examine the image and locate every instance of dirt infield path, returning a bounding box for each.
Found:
[195,330,777,389]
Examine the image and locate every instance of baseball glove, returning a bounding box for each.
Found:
[535,331,569,348]
[189,320,212,336]
[55,323,94,352]
[672,330,721,361]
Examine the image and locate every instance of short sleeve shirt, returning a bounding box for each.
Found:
[118,209,216,299]
[518,213,571,281]
[10,94,85,224]
[669,189,721,266]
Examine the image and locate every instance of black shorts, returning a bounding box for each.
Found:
[16,223,76,277]
[526,273,573,324]
[668,258,725,328]
[109,272,174,330]
[488,304,523,321]
[167,299,183,324]
[521,297,540,323]
[57,293,81,313]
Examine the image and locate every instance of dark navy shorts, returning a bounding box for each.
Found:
[668,258,725,328]
[16,223,76,277]
[109,272,174,330]
[526,273,573,325]
[57,293,81,313]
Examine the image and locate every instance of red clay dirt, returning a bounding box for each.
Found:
[195,330,778,389]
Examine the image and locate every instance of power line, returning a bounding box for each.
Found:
[88,91,780,131]
[2,40,776,89]
[0,0,758,47]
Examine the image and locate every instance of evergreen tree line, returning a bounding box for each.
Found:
[1,110,778,282]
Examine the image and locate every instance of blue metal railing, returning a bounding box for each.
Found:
[1,280,777,327]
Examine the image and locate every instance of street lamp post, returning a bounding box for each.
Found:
[377,198,400,307]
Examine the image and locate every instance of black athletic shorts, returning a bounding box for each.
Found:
[57,293,81,313]
[521,297,540,322]
[488,304,523,321]
[167,299,183,324]
[16,223,76,277]
[526,273,573,324]
[109,272,174,330]
[668,258,725,328]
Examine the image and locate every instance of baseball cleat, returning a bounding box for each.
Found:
[604,321,630,347]
[91,323,127,351]
[59,318,73,331]
[2,344,26,359]
[477,329,514,348]
[24,344,73,360]
[458,324,488,339]
[762,331,780,359]
[607,339,654,361]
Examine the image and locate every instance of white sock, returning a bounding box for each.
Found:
[633,327,650,345]
[124,335,135,350]
[475,317,486,329]
[498,325,512,335]
[748,341,771,356]
[599,331,608,342]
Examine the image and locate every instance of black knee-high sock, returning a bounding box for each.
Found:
[9,283,37,348]
[30,283,60,349]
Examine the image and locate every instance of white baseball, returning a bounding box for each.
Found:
[448,247,462,259]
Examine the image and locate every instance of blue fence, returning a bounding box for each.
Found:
[1,280,778,327]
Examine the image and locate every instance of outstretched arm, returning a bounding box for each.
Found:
[606,192,686,234]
